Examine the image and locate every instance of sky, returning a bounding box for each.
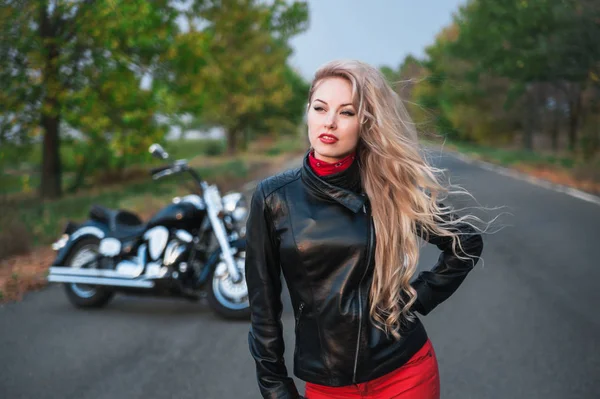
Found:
[288,0,466,80]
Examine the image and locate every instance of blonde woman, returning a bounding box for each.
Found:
[245,60,485,399]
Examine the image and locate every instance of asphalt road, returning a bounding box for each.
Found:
[1,151,599,399]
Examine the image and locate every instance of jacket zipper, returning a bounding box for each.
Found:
[352,203,373,383]
[295,302,304,355]
[296,302,304,328]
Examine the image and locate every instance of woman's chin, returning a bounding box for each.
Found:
[314,147,353,161]
[313,150,340,162]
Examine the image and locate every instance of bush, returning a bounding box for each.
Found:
[166,139,226,159]
[92,166,149,186]
[203,140,226,156]
[266,136,305,156]
[573,157,600,183]
[0,198,32,260]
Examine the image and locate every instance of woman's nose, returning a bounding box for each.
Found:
[324,112,337,129]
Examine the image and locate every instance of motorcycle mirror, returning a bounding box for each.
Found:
[149,144,169,160]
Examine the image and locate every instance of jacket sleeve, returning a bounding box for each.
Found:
[411,208,484,316]
[245,182,300,399]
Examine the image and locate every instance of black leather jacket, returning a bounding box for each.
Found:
[245,155,484,399]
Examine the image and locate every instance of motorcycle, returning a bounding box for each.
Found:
[47,143,250,319]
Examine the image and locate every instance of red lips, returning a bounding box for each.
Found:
[318,133,338,144]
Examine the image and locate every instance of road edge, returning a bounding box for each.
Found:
[431,146,600,207]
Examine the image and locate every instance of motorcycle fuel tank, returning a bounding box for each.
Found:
[146,201,205,230]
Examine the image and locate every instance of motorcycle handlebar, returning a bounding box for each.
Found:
[150,165,171,175]
[150,160,202,184]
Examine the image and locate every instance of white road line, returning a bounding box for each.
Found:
[446,150,600,207]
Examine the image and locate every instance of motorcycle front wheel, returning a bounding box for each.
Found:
[207,250,250,320]
[63,237,115,308]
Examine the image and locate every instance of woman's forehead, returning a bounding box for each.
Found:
[312,77,357,105]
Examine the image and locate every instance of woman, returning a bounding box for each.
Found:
[244,60,485,399]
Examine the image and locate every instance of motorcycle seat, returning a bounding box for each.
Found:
[89,205,146,239]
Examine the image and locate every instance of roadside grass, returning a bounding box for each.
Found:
[430,139,576,169]
[422,138,600,195]
[0,138,228,195]
[2,159,248,251]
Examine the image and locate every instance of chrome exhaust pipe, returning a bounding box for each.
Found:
[47,267,155,288]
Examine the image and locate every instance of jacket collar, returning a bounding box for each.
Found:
[300,151,367,213]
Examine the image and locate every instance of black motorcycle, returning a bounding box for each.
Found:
[47,144,250,319]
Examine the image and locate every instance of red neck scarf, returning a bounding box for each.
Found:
[308,150,356,177]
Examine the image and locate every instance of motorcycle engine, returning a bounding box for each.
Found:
[163,230,193,268]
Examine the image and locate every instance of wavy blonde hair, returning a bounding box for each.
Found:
[308,60,491,339]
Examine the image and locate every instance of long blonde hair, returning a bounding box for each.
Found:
[308,60,489,339]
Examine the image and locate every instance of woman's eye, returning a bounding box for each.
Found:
[313,106,325,112]
[341,110,355,116]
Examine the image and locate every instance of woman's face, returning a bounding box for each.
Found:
[307,77,360,164]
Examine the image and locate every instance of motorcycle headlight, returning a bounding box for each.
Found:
[222,192,248,222]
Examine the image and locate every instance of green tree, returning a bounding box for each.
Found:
[196,0,309,154]
[411,25,462,140]
[390,23,522,146]
[452,0,600,151]
[381,55,425,100]
[0,1,182,198]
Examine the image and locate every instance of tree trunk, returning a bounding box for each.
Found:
[581,112,599,161]
[39,5,62,199]
[68,155,89,193]
[551,110,560,153]
[551,86,560,153]
[567,90,582,153]
[241,127,250,152]
[522,87,534,151]
[40,111,62,198]
[227,128,239,155]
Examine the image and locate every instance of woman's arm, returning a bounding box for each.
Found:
[245,182,300,399]
[411,209,484,316]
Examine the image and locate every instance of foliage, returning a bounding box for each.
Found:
[386,0,599,159]
[0,139,230,195]
[451,0,600,151]
[194,0,309,154]
[0,0,185,198]
[452,0,600,84]
[0,198,32,260]
[0,0,310,199]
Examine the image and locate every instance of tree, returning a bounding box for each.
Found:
[452,0,600,151]
[409,25,463,141]
[196,0,309,154]
[0,1,182,198]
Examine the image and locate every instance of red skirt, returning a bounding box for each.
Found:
[304,339,440,399]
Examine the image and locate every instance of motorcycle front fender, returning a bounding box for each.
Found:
[51,221,110,266]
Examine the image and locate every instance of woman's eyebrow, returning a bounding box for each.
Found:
[314,98,354,107]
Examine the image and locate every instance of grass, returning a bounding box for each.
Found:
[422,137,600,195]
[265,135,307,156]
[4,158,248,249]
[0,139,228,195]
[440,140,577,169]
[163,138,227,159]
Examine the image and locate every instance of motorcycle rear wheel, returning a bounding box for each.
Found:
[63,237,115,308]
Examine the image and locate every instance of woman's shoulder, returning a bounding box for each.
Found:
[256,167,302,198]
